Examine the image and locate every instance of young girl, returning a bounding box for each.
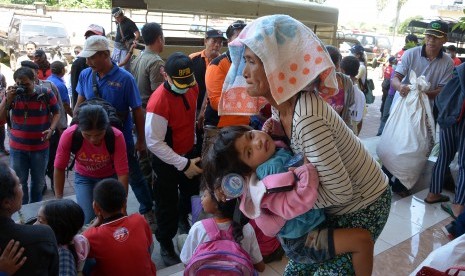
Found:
[203,125,374,276]
[35,199,89,276]
[180,186,266,272]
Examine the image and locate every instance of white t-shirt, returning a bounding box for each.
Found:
[180,220,263,265]
[349,84,366,122]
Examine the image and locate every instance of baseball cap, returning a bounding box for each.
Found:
[424,20,449,38]
[78,35,110,58]
[112,7,123,17]
[350,44,365,54]
[34,49,46,58]
[84,24,105,37]
[164,52,196,89]
[206,29,224,39]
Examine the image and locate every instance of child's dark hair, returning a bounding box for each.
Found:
[13,67,35,81]
[340,56,360,78]
[78,105,110,132]
[202,125,253,189]
[41,199,85,245]
[0,162,17,204]
[93,178,126,213]
[201,182,247,244]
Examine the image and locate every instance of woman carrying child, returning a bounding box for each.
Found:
[216,15,391,275]
[54,105,128,223]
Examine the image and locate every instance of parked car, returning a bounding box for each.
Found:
[345,33,391,66]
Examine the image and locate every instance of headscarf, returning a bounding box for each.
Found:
[219,14,338,116]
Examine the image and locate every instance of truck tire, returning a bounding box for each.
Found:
[9,53,16,71]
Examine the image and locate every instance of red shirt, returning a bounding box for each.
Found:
[84,214,156,276]
[383,65,394,79]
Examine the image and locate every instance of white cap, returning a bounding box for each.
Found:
[78,35,109,58]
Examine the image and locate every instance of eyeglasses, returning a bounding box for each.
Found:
[228,23,247,30]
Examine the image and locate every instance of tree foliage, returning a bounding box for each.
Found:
[7,0,110,8]
[398,15,422,34]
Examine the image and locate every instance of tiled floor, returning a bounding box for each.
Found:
[9,65,458,275]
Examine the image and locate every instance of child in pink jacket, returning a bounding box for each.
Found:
[203,126,374,276]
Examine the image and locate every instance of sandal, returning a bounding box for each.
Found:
[424,194,450,204]
[441,203,458,219]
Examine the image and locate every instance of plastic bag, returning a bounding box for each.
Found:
[377,70,435,189]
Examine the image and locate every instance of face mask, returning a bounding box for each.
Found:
[170,82,188,94]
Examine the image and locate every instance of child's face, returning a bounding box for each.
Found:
[201,189,217,214]
[34,206,48,225]
[235,130,276,170]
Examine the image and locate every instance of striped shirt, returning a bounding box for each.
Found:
[9,86,59,151]
[276,92,388,215]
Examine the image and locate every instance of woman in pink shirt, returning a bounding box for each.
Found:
[54,105,128,223]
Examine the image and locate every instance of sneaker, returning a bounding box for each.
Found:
[160,240,181,266]
[143,210,157,234]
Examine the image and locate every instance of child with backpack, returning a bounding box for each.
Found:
[202,126,375,276]
[53,104,128,224]
[83,178,156,276]
[180,185,266,275]
[35,199,89,276]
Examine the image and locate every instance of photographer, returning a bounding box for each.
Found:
[0,67,60,204]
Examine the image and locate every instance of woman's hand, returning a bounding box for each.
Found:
[0,240,27,275]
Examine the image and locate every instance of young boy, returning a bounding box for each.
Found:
[341,56,366,136]
[83,179,156,275]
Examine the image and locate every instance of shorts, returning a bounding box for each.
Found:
[279,228,335,264]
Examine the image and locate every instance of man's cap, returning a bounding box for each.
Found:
[21,60,39,70]
[164,52,197,89]
[424,20,449,38]
[85,24,105,37]
[78,35,110,58]
[388,56,396,64]
[206,29,224,39]
[350,44,365,54]
[112,7,123,17]
[34,49,46,58]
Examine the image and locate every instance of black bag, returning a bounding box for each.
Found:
[359,78,375,104]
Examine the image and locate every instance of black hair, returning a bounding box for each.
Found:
[325,45,342,67]
[447,45,457,52]
[41,199,84,246]
[77,105,109,132]
[74,46,83,51]
[202,125,253,190]
[340,55,360,78]
[226,20,246,40]
[21,60,39,70]
[50,61,65,75]
[405,34,419,44]
[13,67,35,81]
[93,178,126,213]
[142,23,163,45]
[0,162,17,204]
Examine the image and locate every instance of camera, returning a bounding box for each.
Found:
[16,85,26,94]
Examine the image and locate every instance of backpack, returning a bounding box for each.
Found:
[184,218,257,276]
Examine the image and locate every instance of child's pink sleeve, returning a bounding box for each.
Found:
[54,126,74,170]
[112,128,129,175]
[261,163,320,220]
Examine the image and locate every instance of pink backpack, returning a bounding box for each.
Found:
[184,218,257,276]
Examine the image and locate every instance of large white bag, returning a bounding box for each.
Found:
[409,234,465,275]
[377,71,435,189]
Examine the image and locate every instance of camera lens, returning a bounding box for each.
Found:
[16,85,25,94]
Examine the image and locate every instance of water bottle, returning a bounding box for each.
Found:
[221,173,245,200]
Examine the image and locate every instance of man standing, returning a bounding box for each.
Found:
[16,41,37,71]
[388,20,454,197]
[145,52,202,266]
[189,29,224,155]
[130,22,165,188]
[70,24,105,108]
[74,36,156,231]
[111,7,140,70]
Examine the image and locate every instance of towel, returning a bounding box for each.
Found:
[219,14,338,116]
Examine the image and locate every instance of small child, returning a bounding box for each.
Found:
[204,125,374,276]
[35,199,88,276]
[83,179,156,276]
[180,186,266,272]
[341,55,367,136]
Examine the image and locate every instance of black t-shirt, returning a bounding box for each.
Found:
[115,17,138,43]
[70,57,88,108]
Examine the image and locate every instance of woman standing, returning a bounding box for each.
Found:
[54,105,128,224]
[219,15,390,275]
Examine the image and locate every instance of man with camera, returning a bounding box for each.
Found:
[0,66,60,204]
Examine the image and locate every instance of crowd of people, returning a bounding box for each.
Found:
[0,8,464,276]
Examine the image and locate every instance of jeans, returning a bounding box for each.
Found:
[75,172,116,224]
[127,146,154,214]
[10,148,49,204]
[377,94,394,135]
